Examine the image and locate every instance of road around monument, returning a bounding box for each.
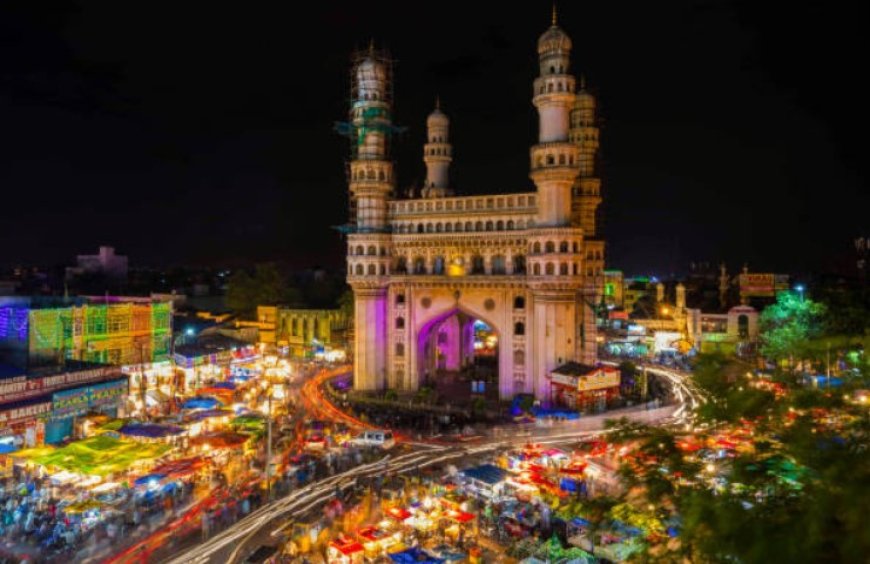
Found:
[161,363,703,563]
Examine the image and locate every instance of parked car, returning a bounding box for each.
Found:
[349,429,395,449]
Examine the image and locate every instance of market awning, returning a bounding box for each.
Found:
[187,408,233,422]
[388,547,444,563]
[151,456,205,478]
[330,539,364,555]
[386,507,412,521]
[190,431,249,450]
[181,397,224,410]
[444,510,474,523]
[119,423,186,439]
[134,474,166,487]
[15,435,171,477]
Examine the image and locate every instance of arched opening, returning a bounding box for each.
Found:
[560,241,569,253]
[491,255,506,275]
[545,241,555,253]
[413,257,426,274]
[396,317,405,329]
[738,314,749,339]
[432,256,446,275]
[417,309,498,395]
[470,255,485,275]
[513,296,525,309]
[395,257,407,274]
[533,263,541,275]
[513,255,526,274]
[545,262,555,275]
[514,321,525,336]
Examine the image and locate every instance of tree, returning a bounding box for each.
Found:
[225,263,300,318]
[759,291,827,371]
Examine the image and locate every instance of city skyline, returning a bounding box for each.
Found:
[0,2,866,275]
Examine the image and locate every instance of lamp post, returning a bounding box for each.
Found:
[795,284,805,302]
[266,382,273,502]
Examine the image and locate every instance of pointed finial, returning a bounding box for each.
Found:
[552,2,558,25]
[368,38,375,55]
[579,74,586,90]
[435,95,441,110]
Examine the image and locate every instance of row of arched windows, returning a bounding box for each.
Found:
[393,218,532,234]
[535,152,575,168]
[393,255,526,275]
[531,240,580,254]
[350,263,387,276]
[426,147,449,156]
[530,262,580,276]
[538,80,570,94]
[351,168,389,182]
[349,245,388,256]
[585,249,604,260]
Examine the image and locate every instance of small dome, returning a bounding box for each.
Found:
[575,89,595,109]
[427,106,449,128]
[538,25,572,56]
[356,56,386,83]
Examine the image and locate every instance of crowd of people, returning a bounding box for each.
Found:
[0,463,199,563]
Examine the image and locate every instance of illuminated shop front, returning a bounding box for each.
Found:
[548,362,620,411]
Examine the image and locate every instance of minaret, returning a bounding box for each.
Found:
[527,10,590,400]
[422,99,452,198]
[349,48,393,231]
[530,7,580,226]
[569,75,602,235]
[345,46,394,392]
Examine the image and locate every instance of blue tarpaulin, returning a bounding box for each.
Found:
[181,397,223,410]
[119,423,185,438]
[134,473,165,487]
[388,547,444,563]
[461,463,507,485]
[211,381,236,390]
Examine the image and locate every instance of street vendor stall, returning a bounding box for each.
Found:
[118,422,187,444]
[356,525,403,559]
[13,435,172,477]
[328,536,364,564]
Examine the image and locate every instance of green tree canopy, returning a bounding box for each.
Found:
[760,291,827,368]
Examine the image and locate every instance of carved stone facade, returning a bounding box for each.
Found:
[344,16,605,400]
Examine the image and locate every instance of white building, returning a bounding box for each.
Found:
[345,13,605,400]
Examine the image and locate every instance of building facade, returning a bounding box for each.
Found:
[344,15,605,400]
[255,306,349,358]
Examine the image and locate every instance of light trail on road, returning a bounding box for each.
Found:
[165,362,702,563]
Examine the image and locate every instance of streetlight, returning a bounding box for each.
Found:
[794,285,805,301]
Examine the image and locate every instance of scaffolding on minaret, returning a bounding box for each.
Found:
[333,44,405,235]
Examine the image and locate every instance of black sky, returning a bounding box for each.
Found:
[1,1,867,276]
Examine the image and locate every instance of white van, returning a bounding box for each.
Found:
[350,429,395,449]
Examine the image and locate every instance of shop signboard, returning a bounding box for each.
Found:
[739,273,776,297]
[576,369,620,392]
[0,366,123,404]
[0,401,52,425]
[51,378,127,417]
[89,379,127,407]
[52,387,91,418]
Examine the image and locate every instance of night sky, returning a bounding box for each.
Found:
[1,1,867,276]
